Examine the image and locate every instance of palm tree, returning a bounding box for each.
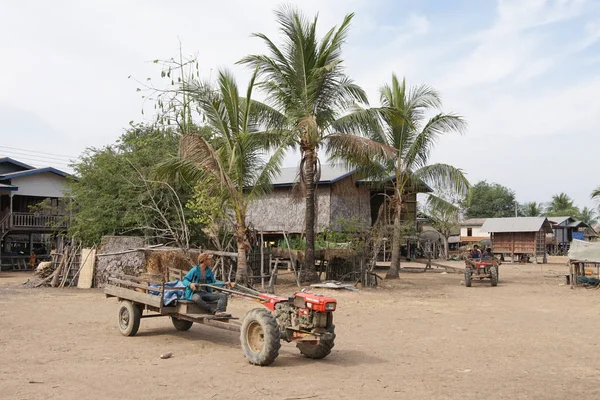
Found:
[577,206,598,225]
[239,7,392,281]
[162,69,286,282]
[592,187,600,201]
[521,201,543,217]
[365,75,470,279]
[546,193,579,217]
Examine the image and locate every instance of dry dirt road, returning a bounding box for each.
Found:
[1,263,599,400]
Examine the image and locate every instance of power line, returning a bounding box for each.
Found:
[0,145,77,160]
[0,152,73,169]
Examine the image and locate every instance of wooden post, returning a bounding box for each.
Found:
[260,232,265,290]
[511,232,515,264]
[8,193,13,227]
[534,231,538,264]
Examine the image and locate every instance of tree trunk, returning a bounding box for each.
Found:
[301,149,319,283]
[443,236,449,260]
[234,226,249,284]
[386,197,402,279]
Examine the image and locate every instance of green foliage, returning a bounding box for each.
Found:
[462,181,517,218]
[546,192,580,217]
[576,206,598,225]
[67,123,200,245]
[520,201,543,217]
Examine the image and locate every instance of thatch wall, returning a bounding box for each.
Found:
[330,176,371,229]
[247,186,331,233]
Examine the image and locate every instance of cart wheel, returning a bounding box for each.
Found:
[464,267,472,287]
[490,266,498,287]
[171,317,193,331]
[240,308,281,366]
[118,300,141,337]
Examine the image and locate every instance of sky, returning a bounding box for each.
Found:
[1,0,599,210]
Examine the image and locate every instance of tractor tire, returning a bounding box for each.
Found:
[171,317,193,331]
[240,308,281,366]
[464,267,472,287]
[297,325,336,359]
[118,301,141,337]
[490,266,498,287]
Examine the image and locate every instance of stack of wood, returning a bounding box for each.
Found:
[34,261,55,279]
[33,244,97,288]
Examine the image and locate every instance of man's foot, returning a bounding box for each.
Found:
[214,311,231,318]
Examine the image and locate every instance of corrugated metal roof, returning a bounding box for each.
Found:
[0,183,18,191]
[481,217,553,233]
[461,218,487,226]
[0,157,34,170]
[271,164,357,187]
[566,220,588,228]
[0,167,71,180]
[546,216,572,225]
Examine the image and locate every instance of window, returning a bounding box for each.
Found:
[467,228,473,237]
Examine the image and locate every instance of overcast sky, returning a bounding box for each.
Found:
[1,0,599,209]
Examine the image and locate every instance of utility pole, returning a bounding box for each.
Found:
[515,201,518,217]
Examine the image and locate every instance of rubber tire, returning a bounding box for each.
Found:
[464,267,472,287]
[490,266,498,287]
[118,301,141,337]
[297,325,336,359]
[171,317,193,331]
[240,308,281,366]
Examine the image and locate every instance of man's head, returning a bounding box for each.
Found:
[473,245,479,250]
[197,253,213,267]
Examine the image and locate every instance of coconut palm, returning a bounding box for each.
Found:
[239,7,392,280]
[362,75,470,279]
[546,193,579,217]
[577,206,598,225]
[161,69,287,282]
[592,187,600,201]
[521,201,543,217]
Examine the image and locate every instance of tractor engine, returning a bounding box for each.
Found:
[273,292,336,341]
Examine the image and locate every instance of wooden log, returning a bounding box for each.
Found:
[51,249,68,287]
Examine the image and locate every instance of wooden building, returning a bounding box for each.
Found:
[0,157,70,270]
[481,217,553,263]
[246,164,430,236]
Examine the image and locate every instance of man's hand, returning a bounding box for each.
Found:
[190,283,197,291]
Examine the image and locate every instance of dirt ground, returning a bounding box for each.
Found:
[1,262,599,400]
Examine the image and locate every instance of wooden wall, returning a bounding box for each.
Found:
[491,230,547,262]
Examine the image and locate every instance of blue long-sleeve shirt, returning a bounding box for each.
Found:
[182,266,217,300]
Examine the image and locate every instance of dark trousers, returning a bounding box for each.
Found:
[192,292,228,313]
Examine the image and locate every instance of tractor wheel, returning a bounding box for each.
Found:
[171,317,193,331]
[118,301,141,337]
[297,325,336,359]
[464,267,472,287]
[240,308,281,366]
[490,266,498,287]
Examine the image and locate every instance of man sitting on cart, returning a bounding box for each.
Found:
[183,253,230,317]
[469,245,482,259]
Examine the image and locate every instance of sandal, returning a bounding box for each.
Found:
[214,311,231,318]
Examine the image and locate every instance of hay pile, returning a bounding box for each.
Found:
[143,250,195,276]
[34,261,55,279]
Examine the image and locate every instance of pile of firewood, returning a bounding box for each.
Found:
[34,244,82,288]
[34,261,55,279]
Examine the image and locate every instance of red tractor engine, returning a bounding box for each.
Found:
[259,291,336,343]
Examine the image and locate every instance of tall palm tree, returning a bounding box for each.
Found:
[546,193,579,217]
[591,187,600,201]
[239,7,392,281]
[162,69,286,282]
[364,75,469,279]
[521,201,543,217]
[577,206,598,225]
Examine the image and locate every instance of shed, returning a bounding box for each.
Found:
[481,217,553,263]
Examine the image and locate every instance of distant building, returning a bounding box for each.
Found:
[0,157,71,270]
[459,218,489,245]
[481,217,553,263]
[246,164,431,238]
[546,216,598,254]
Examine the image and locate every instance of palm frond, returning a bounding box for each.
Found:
[412,163,470,197]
